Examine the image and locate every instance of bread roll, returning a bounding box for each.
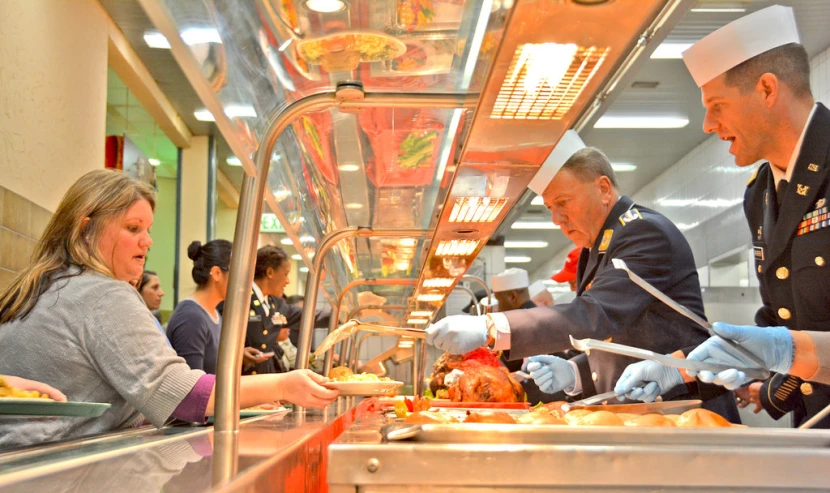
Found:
[614,413,640,424]
[664,414,682,425]
[676,408,731,428]
[573,410,624,427]
[564,409,593,424]
[463,411,517,424]
[624,413,677,428]
[404,411,459,424]
[516,412,567,425]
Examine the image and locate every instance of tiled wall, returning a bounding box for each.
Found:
[0,186,53,292]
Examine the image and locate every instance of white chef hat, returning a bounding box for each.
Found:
[527,130,586,195]
[682,5,800,87]
[491,268,529,293]
[528,279,547,299]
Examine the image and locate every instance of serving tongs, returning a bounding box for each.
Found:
[313,319,426,358]
[611,258,770,380]
[563,389,701,414]
[569,335,771,381]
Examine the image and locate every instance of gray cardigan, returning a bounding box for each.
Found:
[0,268,203,449]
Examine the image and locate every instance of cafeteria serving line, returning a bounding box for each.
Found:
[3,1,830,492]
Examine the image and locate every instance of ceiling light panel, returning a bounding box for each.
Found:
[594,115,689,129]
[505,256,532,263]
[504,240,548,248]
[491,43,609,120]
[435,239,480,256]
[511,221,560,230]
[422,278,456,288]
[449,197,509,223]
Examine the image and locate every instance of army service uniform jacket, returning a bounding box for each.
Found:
[243,290,290,375]
[745,103,830,427]
[503,196,738,421]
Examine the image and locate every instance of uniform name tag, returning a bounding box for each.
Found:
[753,246,765,262]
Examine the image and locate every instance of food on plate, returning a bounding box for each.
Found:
[516,411,567,425]
[328,366,391,383]
[397,0,436,31]
[0,376,51,400]
[624,413,677,428]
[448,364,524,403]
[404,411,459,424]
[464,410,516,424]
[572,410,624,427]
[398,130,439,169]
[676,408,732,428]
[298,32,404,65]
[328,366,353,380]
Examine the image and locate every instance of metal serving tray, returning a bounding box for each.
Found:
[380,422,830,449]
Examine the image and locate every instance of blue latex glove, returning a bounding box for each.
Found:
[425,315,488,355]
[614,360,684,403]
[686,322,793,390]
[522,355,575,394]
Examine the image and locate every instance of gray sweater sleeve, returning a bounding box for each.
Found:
[81,286,204,427]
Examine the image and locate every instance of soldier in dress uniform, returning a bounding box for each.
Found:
[680,5,830,427]
[426,132,739,421]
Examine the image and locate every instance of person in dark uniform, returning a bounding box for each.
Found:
[426,137,739,422]
[683,5,828,427]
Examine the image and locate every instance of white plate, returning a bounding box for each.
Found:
[0,398,111,417]
[324,380,404,396]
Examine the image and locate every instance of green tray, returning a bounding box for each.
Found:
[0,398,111,417]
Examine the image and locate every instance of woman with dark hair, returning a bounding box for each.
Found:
[135,269,169,345]
[240,245,330,374]
[167,240,264,374]
[0,170,338,449]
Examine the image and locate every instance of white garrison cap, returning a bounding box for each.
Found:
[527,130,586,195]
[682,5,800,87]
[491,268,529,293]
[528,280,547,299]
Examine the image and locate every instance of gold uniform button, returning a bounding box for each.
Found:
[776,267,789,280]
[261,344,268,350]
[816,256,826,267]
[778,308,791,320]
[591,372,598,382]
[253,300,260,306]
[250,310,256,317]
[263,330,269,336]
[801,382,814,395]
[757,265,763,274]
[251,371,257,375]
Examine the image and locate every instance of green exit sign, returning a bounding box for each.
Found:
[260,213,285,233]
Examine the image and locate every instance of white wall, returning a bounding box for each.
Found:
[0,0,108,212]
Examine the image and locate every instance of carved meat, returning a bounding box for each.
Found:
[447,363,523,403]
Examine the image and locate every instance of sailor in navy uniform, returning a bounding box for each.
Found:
[680,5,830,427]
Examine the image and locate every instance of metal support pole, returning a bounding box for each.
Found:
[455,284,482,316]
[462,274,492,314]
[214,93,336,434]
[323,279,418,377]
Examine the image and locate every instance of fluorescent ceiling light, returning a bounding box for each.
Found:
[594,115,689,129]
[650,43,693,59]
[148,158,161,166]
[690,8,746,13]
[505,256,532,263]
[305,0,346,13]
[504,241,548,248]
[511,221,560,230]
[299,235,315,243]
[345,203,364,210]
[194,105,257,122]
[280,238,293,245]
[657,198,742,208]
[531,196,544,206]
[299,267,309,273]
[144,28,221,50]
[338,164,360,172]
[611,163,637,172]
[226,157,242,166]
[291,254,302,260]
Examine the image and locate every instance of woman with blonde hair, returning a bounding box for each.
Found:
[0,169,338,450]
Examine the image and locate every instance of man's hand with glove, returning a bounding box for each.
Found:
[614,360,684,403]
[523,355,576,394]
[686,322,793,390]
[425,315,488,355]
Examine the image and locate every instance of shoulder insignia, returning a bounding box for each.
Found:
[746,166,760,186]
[598,229,613,251]
[618,208,642,227]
